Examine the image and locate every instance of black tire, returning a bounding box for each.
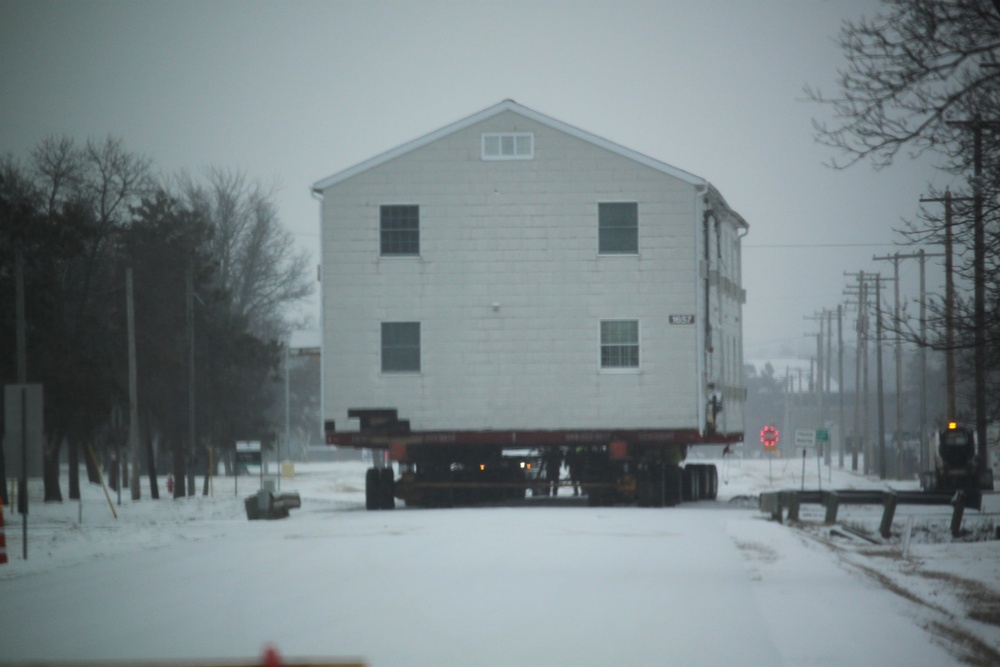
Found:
[664,464,682,507]
[378,467,395,509]
[705,465,718,500]
[589,479,612,506]
[696,464,709,500]
[682,465,699,502]
[649,463,665,508]
[365,467,380,510]
[636,467,649,507]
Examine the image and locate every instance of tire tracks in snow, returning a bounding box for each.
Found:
[804,527,1000,667]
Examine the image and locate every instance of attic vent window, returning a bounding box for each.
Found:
[482,132,533,160]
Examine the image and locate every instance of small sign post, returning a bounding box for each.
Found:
[760,426,779,484]
[816,428,830,483]
[794,429,818,491]
[4,384,43,560]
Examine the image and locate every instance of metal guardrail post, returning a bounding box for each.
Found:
[786,492,801,522]
[823,492,839,524]
[950,491,965,538]
[758,492,783,523]
[879,492,898,539]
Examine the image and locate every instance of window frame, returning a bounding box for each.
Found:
[598,202,639,255]
[379,205,420,257]
[481,132,534,160]
[381,322,421,373]
[600,319,640,370]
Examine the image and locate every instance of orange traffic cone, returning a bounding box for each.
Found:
[0,497,8,565]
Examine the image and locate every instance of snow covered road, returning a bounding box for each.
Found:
[1,460,997,666]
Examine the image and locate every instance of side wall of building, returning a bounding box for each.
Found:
[320,110,739,434]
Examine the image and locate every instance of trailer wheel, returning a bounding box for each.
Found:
[649,463,665,508]
[378,467,395,509]
[365,467,380,510]
[664,464,682,507]
[636,467,650,507]
[683,465,701,502]
[705,465,718,500]
[588,478,614,506]
[697,464,710,500]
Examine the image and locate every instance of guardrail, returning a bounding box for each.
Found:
[759,489,970,538]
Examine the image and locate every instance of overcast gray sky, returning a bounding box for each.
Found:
[0,0,961,360]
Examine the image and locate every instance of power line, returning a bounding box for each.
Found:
[745,242,920,248]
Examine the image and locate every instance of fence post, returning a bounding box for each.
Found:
[950,491,965,539]
[823,492,839,524]
[879,492,897,539]
[787,492,801,522]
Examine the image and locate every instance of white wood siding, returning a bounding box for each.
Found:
[320,110,728,433]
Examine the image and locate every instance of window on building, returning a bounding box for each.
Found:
[482,132,534,160]
[600,320,639,369]
[598,202,638,254]
[381,322,420,373]
[380,205,419,256]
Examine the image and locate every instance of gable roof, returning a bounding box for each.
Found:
[311,99,709,194]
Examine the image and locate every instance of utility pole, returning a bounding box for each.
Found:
[920,190,966,422]
[284,336,291,493]
[837,304,845,469]
[804,313,826,428]
[872,253,905,479]
[825,309,833,466]
[842,295,860,468]
[15,245,26,383]
[917,250,931,473]
[783,369,791,459]
[945,117,998,482]
[847,271,887,476]
[807,309,836,467]
[845,271,871,472]
[187,261,196,496]
[875,247,945,475]
[10,244,26,509]
[126,268,140,500]
[844,288,861,472]
[874,273,887,480]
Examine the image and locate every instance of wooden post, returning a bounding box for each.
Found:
[787,492,801,522]
[879,492,897,539]
[824,492,839,524]
[127,268,141,500]
[950,491,965,539]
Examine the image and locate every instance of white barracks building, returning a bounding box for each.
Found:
[313,100,748,452]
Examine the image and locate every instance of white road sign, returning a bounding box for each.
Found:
[794,429,817,449]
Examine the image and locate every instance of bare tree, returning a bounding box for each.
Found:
[5,136,154,500]
[31,136,83,218]
[808,1,1000,475]
[807,0,1000,169]
[177,168,313,339]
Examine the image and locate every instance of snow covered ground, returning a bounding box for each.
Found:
[1,453,998,666]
